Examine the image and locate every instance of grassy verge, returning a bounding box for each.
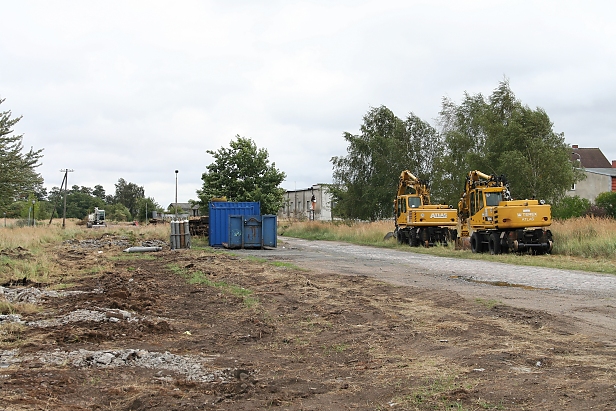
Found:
[279,218,616,275]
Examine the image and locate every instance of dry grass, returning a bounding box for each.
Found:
[0,322,27,345]
[279,219,393,245]
[551,216,616,258]
[0,300,39,315]
[0,221,171,284]
[279,218,616,274]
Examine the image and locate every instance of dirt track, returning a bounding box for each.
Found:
[1,234,616,410]
[241,237,616,343]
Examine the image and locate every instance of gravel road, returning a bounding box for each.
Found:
[236,237,616,343]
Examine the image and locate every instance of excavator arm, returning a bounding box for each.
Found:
[398,170,431,205]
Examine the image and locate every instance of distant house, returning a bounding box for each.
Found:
[567,145,616,201]
[279,184,333,221]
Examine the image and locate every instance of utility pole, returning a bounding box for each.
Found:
[175,170,179,218]
[60,169,74,228]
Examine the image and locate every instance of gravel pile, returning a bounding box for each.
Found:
[27,307,141,327]
[0,305,169,328]
[63,237,132,249]
[0,286,88,305]
[4,348,246,383]
[63,237,169,250]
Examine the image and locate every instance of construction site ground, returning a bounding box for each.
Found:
[1,233,615,410]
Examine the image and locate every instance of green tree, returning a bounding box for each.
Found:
[106,203,132,222]
[438,79,584,205]
[47,185,104,219]
[594,192,616,219]
[0,98,44,212]
[197,136,286,215]
[93,185,106,201]
[330,106,444,220]
[136,197,161,222]
[552,195,591,219]
[114,178,144,218]
[65,185,105,219]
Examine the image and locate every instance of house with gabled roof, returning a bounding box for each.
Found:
[567,145,616,201]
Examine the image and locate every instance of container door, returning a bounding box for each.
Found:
[243,215,262,249]
[262,215,277,248]
[227,215,244,249]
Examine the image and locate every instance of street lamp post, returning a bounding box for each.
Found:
[175,170,179,218]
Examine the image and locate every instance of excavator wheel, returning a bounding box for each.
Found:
[488,233,501,255]
[470,233,481,253]
[394,228,404,245]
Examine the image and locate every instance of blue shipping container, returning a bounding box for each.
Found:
[209,202,261,247]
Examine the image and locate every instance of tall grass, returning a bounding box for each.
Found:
[551,216,616,259]
[279,220,393,246]
[278,217,616,273]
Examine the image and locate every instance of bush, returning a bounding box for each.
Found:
[595,192,616,219]
[552,195,591,219]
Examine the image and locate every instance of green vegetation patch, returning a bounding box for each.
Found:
[167,263,258,308]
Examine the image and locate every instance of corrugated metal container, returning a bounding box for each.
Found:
[208,202,261,247]
[242,215,262,249]
[262,215,277,248]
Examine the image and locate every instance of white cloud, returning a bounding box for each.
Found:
[2,0,616,207]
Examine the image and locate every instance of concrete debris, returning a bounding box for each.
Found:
[35,349,237,383]
[0,286,89,304]
[0,306,173,328]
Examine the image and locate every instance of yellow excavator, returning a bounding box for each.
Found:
[394,170,458,246]
[458,170,553,254]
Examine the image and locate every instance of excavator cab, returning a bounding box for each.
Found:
[408,197,421,208]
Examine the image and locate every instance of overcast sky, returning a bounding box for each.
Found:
[2,1,615,207]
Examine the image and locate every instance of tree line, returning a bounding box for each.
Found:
[4,178,161,223]
[45,179,160,222]
[3,79,615,224]
[330,79,589,220]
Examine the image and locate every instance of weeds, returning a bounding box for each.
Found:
[0,300,14,314]
[0,322,26,345]
[167,264,258,308]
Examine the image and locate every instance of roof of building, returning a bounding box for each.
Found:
[284,184,330,193]
[571,147,612,168]
[584,168,616,177]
